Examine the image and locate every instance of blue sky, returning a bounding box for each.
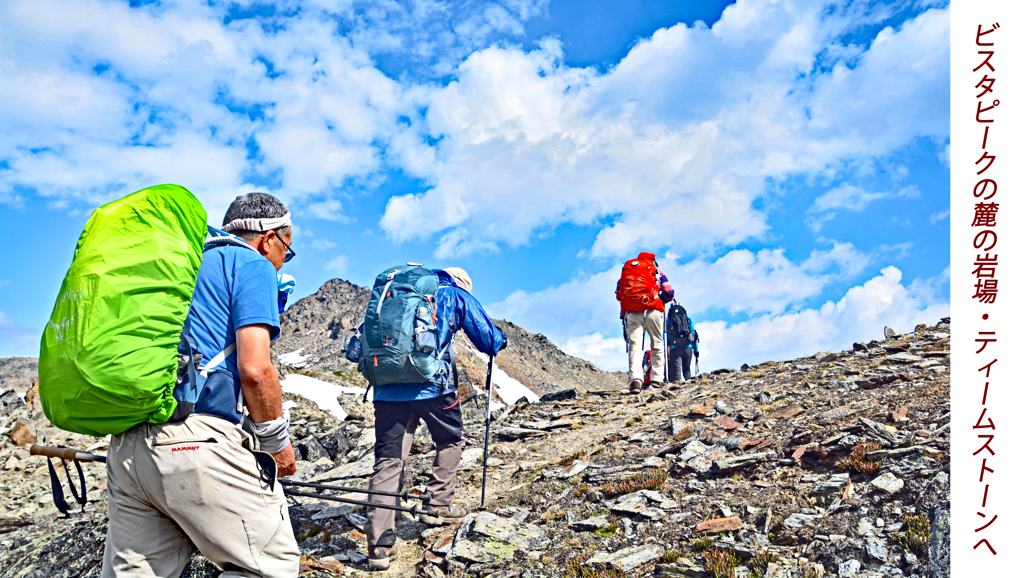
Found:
[0,0,950,371]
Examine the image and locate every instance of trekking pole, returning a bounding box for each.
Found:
[30,444,107,463]
[664,309,669,383]
[480,354,494,508]
[279,479,433,501]
[281,487,435,516]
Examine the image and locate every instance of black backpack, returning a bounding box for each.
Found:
[667,303,693,346]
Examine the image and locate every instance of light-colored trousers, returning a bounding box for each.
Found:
[625,309,665,383]
[102,414,300,578]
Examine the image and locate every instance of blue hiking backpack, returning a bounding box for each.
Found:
[358,265,441,389]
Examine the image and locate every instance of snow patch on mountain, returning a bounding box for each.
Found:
[279,373,355,420]
[278,348,311,368]
[470,350,539,410]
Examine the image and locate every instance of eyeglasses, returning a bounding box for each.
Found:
[272,230,296,263]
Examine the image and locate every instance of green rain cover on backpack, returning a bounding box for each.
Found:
[39,184,207,437]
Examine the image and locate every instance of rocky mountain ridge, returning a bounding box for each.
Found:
[0,318,950,578]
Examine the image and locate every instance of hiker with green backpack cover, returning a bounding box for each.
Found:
[40,187,301,578]
[357,265,505,571]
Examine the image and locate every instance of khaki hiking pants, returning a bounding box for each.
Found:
[102,414,300,578]
[626,309,665,383]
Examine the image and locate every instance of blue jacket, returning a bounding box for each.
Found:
[372,269,506,402]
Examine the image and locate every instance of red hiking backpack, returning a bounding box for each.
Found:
[616,252,663,313]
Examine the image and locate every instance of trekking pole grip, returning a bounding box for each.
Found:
[30,445,81,461]
[30,444,106,463]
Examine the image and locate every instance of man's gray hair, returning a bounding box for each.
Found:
[223,192,290,241]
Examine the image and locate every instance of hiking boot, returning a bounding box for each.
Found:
[419,503,468,526]
[367,542,401,571]
[629,379,642,393]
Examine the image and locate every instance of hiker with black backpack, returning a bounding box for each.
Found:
[357,266,505,571]
[666,301,699,382]
[615,252,674,393]
[47,191,302,578]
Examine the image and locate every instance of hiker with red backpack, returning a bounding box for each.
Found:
[615,252,674,393]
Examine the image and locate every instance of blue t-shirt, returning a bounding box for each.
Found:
[186,244,280,422]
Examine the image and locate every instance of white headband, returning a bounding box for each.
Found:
[221,212,291,233]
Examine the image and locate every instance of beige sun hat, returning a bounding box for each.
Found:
[444,267,473,294]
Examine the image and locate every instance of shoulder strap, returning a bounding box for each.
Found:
[374,270,399,317]
[200,343,237,378]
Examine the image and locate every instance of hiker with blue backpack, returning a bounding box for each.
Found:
[40,188,302,578]
[666,301,699,382]
[357,265,505,571]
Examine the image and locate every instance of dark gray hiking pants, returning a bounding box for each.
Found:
[669,347,693,382]
[365,392,465,548]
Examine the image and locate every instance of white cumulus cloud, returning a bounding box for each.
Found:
[380,1,949,257]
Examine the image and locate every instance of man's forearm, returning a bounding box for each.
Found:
[239,361,284,423]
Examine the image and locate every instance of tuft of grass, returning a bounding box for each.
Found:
[691,535,714,552]
[594,522,617,538]
[542,510,559,521]
[890,514,931,554]
[625,418,637,427]
[704,549,739,578]
[672,426,694,442]
[748,549,777,578]
[836,441,883,474]
[560,551,628,578]
[572,423,583,430]
[798,564,821,578]
[320,528,332,545]
[599,468,668,497]
[542,555,554,565]
[559,450,587,467]
[575,483,592,497]
[597,418,607,424]
[663,549,682,563]
[297,526,321,541]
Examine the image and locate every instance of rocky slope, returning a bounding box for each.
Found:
[0,358,38,395]
[274,278,373,375]
[270,277,625,397]
[0,318,950,577]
